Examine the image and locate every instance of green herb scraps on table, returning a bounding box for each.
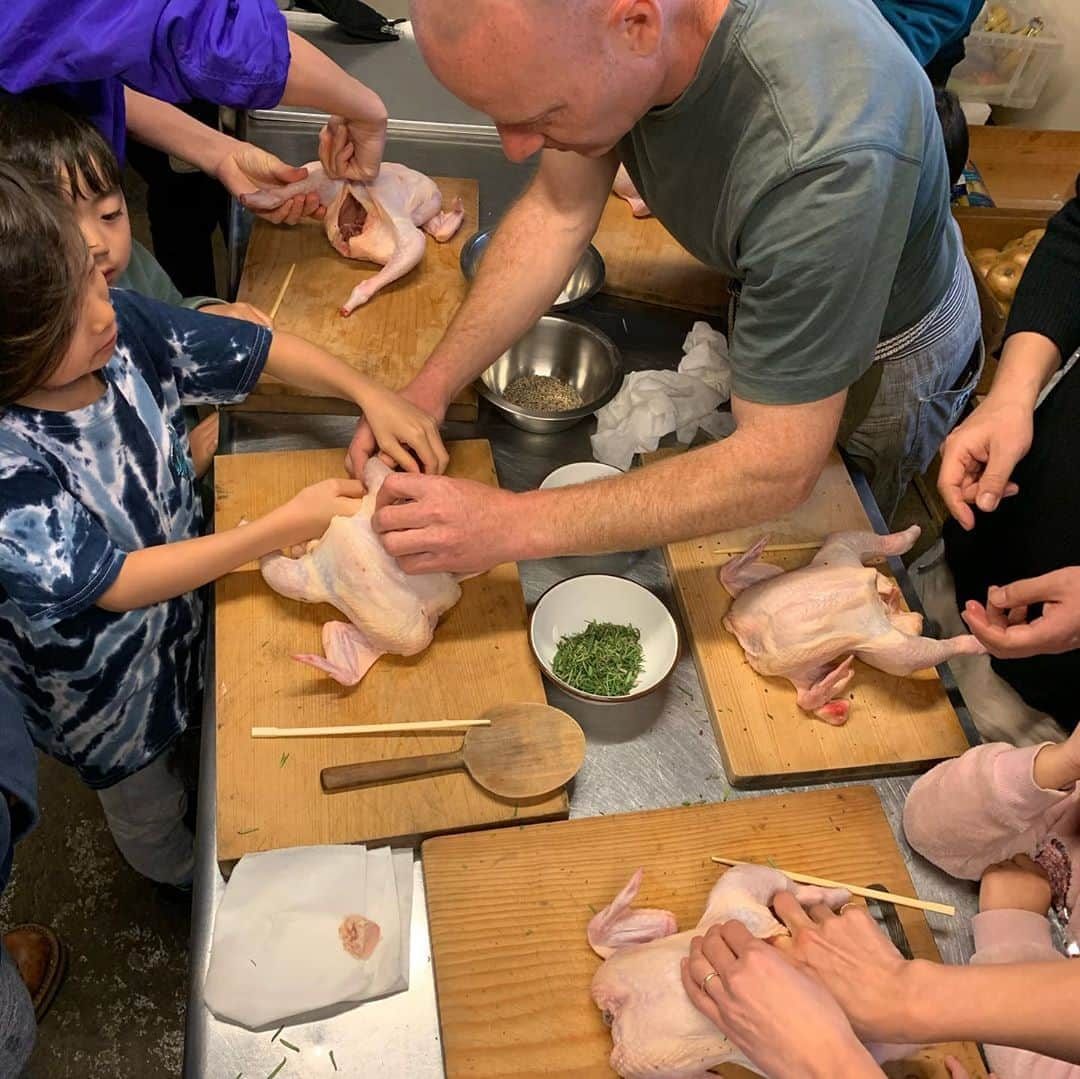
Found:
[552,621,644,697]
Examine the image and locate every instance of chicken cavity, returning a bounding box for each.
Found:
[719,526,985,724]
[243,161,465,314]
[260,458,461,686]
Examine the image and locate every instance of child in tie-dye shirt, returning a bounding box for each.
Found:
[0,164,447,887]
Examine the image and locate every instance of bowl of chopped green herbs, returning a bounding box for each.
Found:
[529,575,679,704]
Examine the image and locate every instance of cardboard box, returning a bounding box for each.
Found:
[968,127,1080,211]
[953,205,1054,388]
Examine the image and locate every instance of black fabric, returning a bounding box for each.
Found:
[295,0,403,42]
[944,361,1080,729]
[1004,187,1080,366]
[125,99,229,298]
[924,37,966,88]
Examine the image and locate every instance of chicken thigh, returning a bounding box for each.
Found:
[720,526,984,724]
[613,164,652,218]
[243,161,465,315]
[588,865,913,1078]
[260,459,461,686]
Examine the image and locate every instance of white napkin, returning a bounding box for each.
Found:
[591,321,734,470]
[204,844,414,1029]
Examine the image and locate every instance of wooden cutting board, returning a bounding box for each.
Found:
[213,440,563,865]
[423,786,986,1079]
[653,449,971,788]
[233,177,479,421]
[592,193,730,314]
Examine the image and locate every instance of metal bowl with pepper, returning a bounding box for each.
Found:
[477,315,623,434]
[529,575,680,704]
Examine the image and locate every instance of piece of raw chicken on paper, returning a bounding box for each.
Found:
[720,526,984,723]
[243,161,465,314]
[588,864,918,1078]
[260,458,461,686]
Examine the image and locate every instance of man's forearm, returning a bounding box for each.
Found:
[283,32,387,123]
[901,960,1080,1064]
[413,153,615,408]
[513,426,823,560]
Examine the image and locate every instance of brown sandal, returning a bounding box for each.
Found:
[2,923,68,1022]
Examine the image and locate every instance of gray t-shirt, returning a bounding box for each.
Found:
[619,0,959,405]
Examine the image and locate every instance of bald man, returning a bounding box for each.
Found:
[360,0,982,577]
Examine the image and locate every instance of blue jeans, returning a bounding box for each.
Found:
[0,940,34,1077]
[843,254,983,523]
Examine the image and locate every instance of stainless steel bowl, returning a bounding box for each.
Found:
[459,230,605,311]
[477,315,623,433]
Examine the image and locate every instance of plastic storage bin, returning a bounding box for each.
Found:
[948,2,1063,109]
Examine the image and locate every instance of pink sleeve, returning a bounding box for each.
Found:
[903,744,1070,880]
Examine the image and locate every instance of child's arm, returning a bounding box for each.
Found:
[97,478,364,612]
[903,739,1079,881]
[263,332,450,475]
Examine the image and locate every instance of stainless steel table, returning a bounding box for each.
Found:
[184,18,981,1076]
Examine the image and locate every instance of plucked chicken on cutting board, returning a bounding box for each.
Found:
[260,458,461,685]
[589,864,915,1078]
[720,526,983,724]
[244,162,465,315]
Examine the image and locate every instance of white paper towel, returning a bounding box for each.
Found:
[591,321,734,470]
[203,844,413,1029]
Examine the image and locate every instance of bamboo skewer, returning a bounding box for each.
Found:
[710,856,955,916]
[252,719,491,738]
[713,540,825,555]
[268,262,296,320]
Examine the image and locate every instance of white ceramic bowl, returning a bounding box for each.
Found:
[529,575,680,704]
[539,462,624,490]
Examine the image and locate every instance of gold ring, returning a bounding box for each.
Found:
[839,901,859,914]
[700,970,719,991]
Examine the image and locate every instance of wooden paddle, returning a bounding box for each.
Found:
[320,703,586,799]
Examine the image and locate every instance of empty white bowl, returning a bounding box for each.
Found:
[529,575,679,704]
[539,462,623,490]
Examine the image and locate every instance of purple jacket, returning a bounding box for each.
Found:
[0,0,290,160]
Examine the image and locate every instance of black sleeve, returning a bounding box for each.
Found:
[1003,187,1080,365]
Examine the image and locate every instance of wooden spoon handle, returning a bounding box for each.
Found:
[321,750,466,793]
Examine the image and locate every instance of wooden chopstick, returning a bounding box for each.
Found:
[251,719,491,738]
[268,262,296,320]
[713,540,824,554]
[710,856,955,917]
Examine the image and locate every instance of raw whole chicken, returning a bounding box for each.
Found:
[613,164,652,218]
[244,162,465,315]
[260,459,461,685]
[720,526,985,724]
[589,865,915,1078]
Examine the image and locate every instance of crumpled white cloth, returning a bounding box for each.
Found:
[204,844,413,1029]
[591,321,735,471]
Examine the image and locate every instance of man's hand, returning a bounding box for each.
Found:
[768,892,917,1044]
[980,855,1052,915]
[938,395,1027,530]
[682,922,881,1079]
[201,302,274,329]
[217,144,326,226]
[372,474,521,575]
[961,567,1080,658]
[347,377,448,478]
[319,114,387,183]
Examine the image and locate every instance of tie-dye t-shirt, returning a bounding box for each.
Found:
[0,290,270,789]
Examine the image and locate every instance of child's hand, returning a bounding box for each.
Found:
[190,412,220,479]
[1033,724,1080,791]
[277,478,367,548]
[361,385,449,476]
[202,302,274,329]
[979,854,1052,915]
